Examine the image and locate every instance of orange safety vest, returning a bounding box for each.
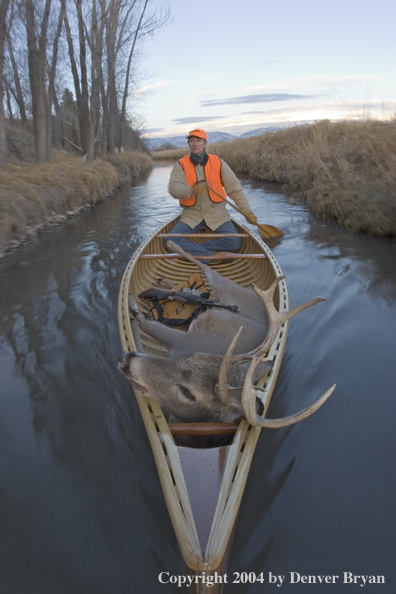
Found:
[178,154,226,206]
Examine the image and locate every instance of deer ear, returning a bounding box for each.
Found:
[227,388,264,416]
[241,359,274,382]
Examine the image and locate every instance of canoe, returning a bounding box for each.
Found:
[117,215,289,593]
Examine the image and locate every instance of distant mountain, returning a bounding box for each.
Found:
[145,131,236,150]
[240,126,280,137]
[144,127,281,150]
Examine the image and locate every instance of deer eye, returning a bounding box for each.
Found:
[179,386,196,401]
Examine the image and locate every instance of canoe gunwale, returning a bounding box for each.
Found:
[117,214,289,573]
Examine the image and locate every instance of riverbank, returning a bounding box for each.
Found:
[153,120,396,237]
[0,150,152,258]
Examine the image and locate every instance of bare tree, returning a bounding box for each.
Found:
[2,0,169,163]
[0,0,11,165]
[118,0,147,151]
[24,0,52,162]
[76,0,91,155]
[47,0,66,153]
[5,0,28,132]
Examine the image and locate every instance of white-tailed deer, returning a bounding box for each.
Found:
[118,240,335,425]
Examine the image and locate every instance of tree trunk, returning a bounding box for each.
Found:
[105,0,120,154]
[76,0,91,156]
[25,0,52,163]
[0,0,11,165]
[119,0,149,152]
[63,6,82,148]
[6,34,28,131]
[47,0,65,157]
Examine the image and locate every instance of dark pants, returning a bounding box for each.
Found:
[166,220,242,256]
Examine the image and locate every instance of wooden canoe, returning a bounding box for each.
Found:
[117,215,289,593]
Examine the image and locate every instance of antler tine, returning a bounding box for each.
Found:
[237,277,326,361]
[216,326,244,404]
[241,356,336,428]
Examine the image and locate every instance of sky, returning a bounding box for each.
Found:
[134,0,396,139]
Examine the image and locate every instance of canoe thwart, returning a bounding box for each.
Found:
[158,233,249,238]
[140,253,267,260]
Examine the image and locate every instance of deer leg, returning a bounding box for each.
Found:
[131,319,145,353]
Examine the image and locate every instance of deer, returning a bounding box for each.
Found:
[117,240,335,426]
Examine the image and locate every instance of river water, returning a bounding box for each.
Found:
[0,164,395,593]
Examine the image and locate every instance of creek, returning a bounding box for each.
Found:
[0,163,395,593]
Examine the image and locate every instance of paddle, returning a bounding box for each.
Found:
[194,180,284,240]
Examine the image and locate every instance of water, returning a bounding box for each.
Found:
[0,164,395,593]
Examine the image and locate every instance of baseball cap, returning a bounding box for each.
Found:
[186,129,207,140]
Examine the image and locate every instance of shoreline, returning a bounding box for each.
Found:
[0,151,152,259]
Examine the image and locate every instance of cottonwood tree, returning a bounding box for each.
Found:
[24,0,53,162]
[0,0,11,165]
[2,0,170,162]
[5,2,28,133]
[47,0,66,153]
[64,0,169,159]
[107,0,170,152]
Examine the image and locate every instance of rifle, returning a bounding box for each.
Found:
[139,287,239,314]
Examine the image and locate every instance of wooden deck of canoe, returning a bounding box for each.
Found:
[117,216,290,593]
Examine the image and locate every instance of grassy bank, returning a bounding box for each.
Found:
[154,120,396,236]
[0,150,152,257]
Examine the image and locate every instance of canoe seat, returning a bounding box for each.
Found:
[169,422,239,436]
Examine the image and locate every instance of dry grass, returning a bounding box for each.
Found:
[0,150,152,256]
[154,120,396,236]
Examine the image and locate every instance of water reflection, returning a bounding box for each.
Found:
[1,165,395,593]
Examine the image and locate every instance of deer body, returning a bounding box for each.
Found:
[118,241,335,425]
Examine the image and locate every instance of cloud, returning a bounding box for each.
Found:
[218,98,396,130]
[213,74,384,100]
[172,116,226,124]
[142,128,163,135]
[134,80,173,96]
[293,74,383,87]
[200,93,316,107]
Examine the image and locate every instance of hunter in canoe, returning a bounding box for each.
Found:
[166,128,258,257]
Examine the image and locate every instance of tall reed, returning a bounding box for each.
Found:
[154,120,396,236]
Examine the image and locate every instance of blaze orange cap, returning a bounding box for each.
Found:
[186,129,207,140]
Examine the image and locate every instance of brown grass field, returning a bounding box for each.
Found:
[153,120,396,237]
[0,150,152,257]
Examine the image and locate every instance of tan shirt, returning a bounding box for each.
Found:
[168,157,251,230]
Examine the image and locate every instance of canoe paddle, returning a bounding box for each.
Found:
[194,180,284,240]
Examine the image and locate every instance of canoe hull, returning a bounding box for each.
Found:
[118,216,289,586]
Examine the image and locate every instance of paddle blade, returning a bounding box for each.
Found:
[257,223,285,239]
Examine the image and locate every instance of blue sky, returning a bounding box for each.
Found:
[135,0,396,138]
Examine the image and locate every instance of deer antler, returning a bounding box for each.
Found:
[216,326,273,406]
[235,277,326,362]
[216,326,244,404]
[241,355,335,427]
[237,277,334,426]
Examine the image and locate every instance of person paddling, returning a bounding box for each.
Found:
[166,129,256,257]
